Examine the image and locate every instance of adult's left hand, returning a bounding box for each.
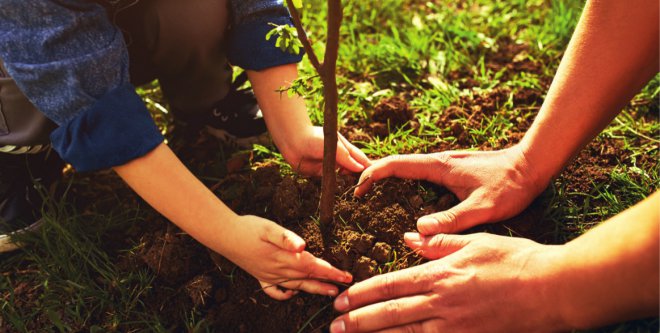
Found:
[330,232,567,333]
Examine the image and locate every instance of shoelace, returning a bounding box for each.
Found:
[0,144,51,154]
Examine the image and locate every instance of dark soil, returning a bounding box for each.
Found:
[113,161,551,333]
[369,96,416,137]
[2,37,656,332]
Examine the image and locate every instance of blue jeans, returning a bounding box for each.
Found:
[0,0,232,148]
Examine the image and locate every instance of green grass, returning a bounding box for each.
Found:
[1,0,658,332]
[1,182,168,332]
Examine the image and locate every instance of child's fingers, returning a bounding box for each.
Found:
[282,251,352,283]
[338,133,371,168]
[279,279,340,297]
[259,280,297,301]
[263,222,306,252]
[336,139,366,173]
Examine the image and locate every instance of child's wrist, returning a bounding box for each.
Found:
[277,126,315,160]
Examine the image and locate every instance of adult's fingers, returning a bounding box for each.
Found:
[334,264,432,313]
[338,133,371,169]
[375,319,446,333]
[330,294,438,333]
[415,196,492,235]
[262,222,306,252]
[354,154,448,197]
[404,232,472,260]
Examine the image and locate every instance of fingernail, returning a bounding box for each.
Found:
[417,216,437,226]
[327,289,337,297]
[404,232,421,241]
[409,241,423,248]
[417,216,439,233]
[344,273,353,282]
[334,294,350,311]
[330,319,346,333]
[404,232,423,247]
[338,273,352,283]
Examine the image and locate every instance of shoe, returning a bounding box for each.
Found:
[0,149,63,253]
[176,72,270,149]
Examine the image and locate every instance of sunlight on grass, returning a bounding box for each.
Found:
[1,1,657,332]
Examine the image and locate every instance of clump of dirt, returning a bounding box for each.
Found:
[138,227,208,286]
[486,39,542,76]
[371,242,392,263]
[432,86,544,151]
[369,96,416,137]
[184,274,214,307]
[448,38,546,90]
[353,256,378,281]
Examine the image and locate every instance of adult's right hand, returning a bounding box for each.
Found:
[330,232,567,333]
[354,145,548,234]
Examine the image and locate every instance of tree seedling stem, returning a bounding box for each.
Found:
[284,0,343,227]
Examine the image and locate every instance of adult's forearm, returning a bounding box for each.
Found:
[519,0,659,184]
[113,143,238,253]
[551,192,659,329]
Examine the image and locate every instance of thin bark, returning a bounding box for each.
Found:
[318,0,342,226]
[284,0,342,226]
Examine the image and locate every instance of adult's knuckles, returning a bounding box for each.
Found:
[439,210,460,233]
[380,273,400,299]
[382,299,404,326]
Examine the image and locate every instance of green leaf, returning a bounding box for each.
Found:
[284,0,303,9]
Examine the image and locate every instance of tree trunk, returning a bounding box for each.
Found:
[284,0,343,227]
[318,0,342,226]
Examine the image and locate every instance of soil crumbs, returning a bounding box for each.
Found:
[118,161,551,333]
[3,37,656,332]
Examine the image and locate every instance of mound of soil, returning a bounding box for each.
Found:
[119,162,550,332]
[370,96,417,137]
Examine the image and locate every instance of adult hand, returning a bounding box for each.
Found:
[222,214,353,300]
[354,146,547,234]
[330,232,566,333]
[282,126,371,176]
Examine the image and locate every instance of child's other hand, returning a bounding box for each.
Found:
[222,214,353,300]
[282,126,370,176]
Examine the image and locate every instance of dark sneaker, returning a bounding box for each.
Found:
[0,149,63,253]
[176,72,270,148]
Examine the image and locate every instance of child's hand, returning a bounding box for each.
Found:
[221,214,353,300]
[245,66,370,176]
[282,126,370,176]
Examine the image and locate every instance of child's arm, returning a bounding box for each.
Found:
[247,64,370,176]
[114,143,352,300]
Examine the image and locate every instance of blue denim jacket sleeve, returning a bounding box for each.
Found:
[229,0,304,70]
[0,0,163,172]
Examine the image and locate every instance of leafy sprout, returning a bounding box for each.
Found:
[265,23,303,55]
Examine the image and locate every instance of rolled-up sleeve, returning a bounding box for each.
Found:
[0,0,163,172]
[228,0,304,71]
